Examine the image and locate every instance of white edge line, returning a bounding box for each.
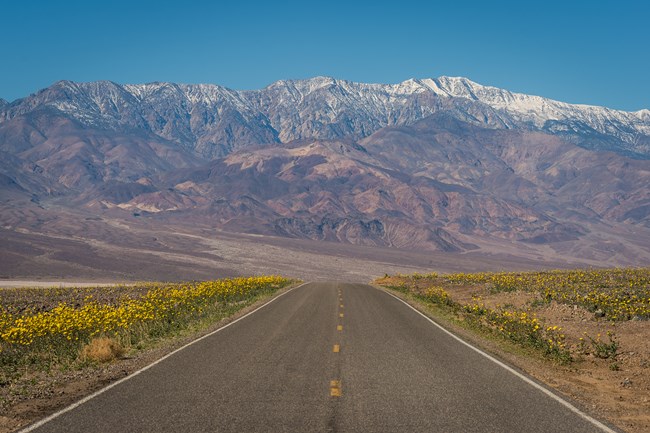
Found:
[378,287,619,433]
[17,282,309,433]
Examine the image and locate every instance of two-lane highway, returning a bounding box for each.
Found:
[22,283,617,432]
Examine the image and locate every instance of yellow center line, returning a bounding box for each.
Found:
[330,380,342,397]
[340,304,344,308]
[333,344,340,353]
[339,313,344,318]
[337,325,343,331]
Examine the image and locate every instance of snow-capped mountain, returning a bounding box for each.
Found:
[2,76,650,264]
[422,77,650,154]
[1,77,648,159]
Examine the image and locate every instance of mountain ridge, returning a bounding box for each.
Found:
[1,76,650,264]
[2,76,649,159]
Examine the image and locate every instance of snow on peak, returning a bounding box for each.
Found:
[266,76,339,93]
[3,76,649,156]
[636,109,650,121]
[391,78,429,95]
[418,76,650,139]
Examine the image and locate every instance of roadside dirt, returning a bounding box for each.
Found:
[377,276,650,433]
[0,282,121,289]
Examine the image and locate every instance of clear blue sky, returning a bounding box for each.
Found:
[1,0,648,111]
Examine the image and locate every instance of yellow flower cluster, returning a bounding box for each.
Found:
[378,271,606,363]
[461,303,569,362]
[0,276,289,347]
[423,286,453,306]
[444,268,650,321]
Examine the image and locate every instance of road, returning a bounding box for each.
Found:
[23,283,617,432]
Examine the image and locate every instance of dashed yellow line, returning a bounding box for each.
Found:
[330,380,342,397]
[332,290,343,397]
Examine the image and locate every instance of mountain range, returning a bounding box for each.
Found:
[1,76,649,266]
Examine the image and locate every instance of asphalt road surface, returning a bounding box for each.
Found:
[23,283,617,432]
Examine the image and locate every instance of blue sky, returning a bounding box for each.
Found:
[1,0,648,111]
